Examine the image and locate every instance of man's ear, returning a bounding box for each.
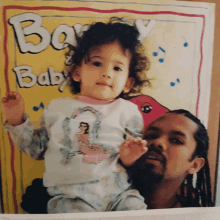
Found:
[72,66,81,82]
[123,77,135,93]
[187,157,205,174]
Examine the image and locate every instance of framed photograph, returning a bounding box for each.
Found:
[0,0,215,214]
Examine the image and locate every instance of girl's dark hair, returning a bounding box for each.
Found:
[168,109,214,207]
[66,17,150,98]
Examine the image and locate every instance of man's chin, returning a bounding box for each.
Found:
[129,159,165,199]
[144,158,165,172]
[135,162,164,182]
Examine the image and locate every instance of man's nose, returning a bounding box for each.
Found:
[150,137,167,151]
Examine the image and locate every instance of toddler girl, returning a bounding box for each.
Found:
[2,18,150,213]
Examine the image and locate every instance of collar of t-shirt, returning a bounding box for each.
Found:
[77,95,114,105]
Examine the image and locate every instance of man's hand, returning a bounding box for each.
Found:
[1,91,25,126]
[120,137,148,167]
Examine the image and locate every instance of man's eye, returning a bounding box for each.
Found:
[170,138,183,145]
[92,61,102,67]
[114,66,122,71]
[144,134,157,140]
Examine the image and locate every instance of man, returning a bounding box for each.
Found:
[124,109,213,208]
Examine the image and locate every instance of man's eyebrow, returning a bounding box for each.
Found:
[170,130,186,137]
[145,126,160,132]
[145,127,187,137]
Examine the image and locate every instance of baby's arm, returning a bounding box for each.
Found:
[120,137,148,167]
[2,91,49,160]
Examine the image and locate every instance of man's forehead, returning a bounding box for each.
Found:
[144,113,198,134]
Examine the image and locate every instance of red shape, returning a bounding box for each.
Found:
[129,95,169,127]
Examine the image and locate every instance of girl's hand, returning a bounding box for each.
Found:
[1,91,25,126]
[120,137,148,167]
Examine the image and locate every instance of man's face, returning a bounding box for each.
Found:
[142,113,198,180]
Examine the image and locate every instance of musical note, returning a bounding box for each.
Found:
[170,78,180,87]
[183,36,188,47]
[33,102,44,112]
[153,46,166,63]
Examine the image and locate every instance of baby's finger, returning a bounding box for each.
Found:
[142,145,148,153]
[8,91,16,100]
[8,91,16,96]
[139,140,148,151]
[10,96,16,100]
[127,137,137,144]
[135,137,142,141]
[15,92,22,100]
[142,139,147,147]
[12,91,21,99]
[1,97,8,103]
[132,137,144,146]
[135,140,148,152]
[125,137,135,147]
[130,137,141,142]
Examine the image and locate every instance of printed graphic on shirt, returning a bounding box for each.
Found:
[59,117,77,165]
[76,121,112,164]
[71,106,103,141]
[60,107,112,165]
[60,147,76,165]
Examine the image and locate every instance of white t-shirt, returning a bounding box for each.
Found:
[5,96,143,187]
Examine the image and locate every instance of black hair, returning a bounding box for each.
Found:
[79,122,89,134]
[168,109,213,207]
[66,17,150,98]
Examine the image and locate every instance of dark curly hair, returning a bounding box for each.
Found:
[66,17,150,98]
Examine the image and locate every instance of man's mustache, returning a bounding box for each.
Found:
[143,145,167,166]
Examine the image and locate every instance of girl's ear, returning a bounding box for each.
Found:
[187,157,205,175]
[72,67,81,82]
[123,77,135,93]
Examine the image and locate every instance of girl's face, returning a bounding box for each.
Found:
[72,41,134,100]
